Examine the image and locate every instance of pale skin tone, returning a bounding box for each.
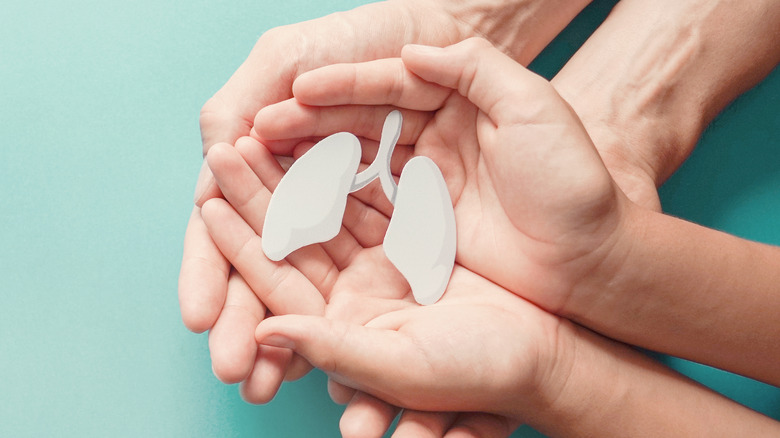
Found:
[182,0,780,435]
[258,38,780,388]
[552,0,780,212]
[221,39,780,436]
[181,0,593,435]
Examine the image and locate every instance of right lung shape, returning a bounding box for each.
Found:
[262,132,361,261]
[383,156,456,305]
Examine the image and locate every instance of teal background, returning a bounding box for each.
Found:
[0,0,777,437]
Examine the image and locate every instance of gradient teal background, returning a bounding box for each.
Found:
[1,0,777,437]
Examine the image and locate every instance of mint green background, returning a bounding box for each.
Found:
[0,1,777,437]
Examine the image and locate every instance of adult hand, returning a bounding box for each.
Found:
[179,0,590,367]
[180,0,469,336]
[255,37,625,316]
[244,36,624,436]
[181,0,592,435]
[261,36,780,389]
[551,0,780,212]
[180,2,480,409]
[202,135,523,436]
[252,38,780,437]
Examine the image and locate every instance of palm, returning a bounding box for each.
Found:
[410,92,618,313]
[255,265,563,418]
[200,137,427,395]
[183,1,477,387]
[255,46,622,316]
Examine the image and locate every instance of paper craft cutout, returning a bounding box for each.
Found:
[262,132,361,261]
[384,156,456,305]
[262,111,456,305]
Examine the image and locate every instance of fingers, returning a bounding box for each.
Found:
[254,314,422,399]
[208,270,265,383]
[443,413,520,438]
[196,90,255,204]
[283,353,314,381]
[239,344,293,404]
[328,379,356,405]
[205,141,273,234]
[401,38,556,126]
[206,142,341,301]
[178,207,230,333]
[253,100,431,147]
[392,410,457,438]
[340,392,400,438]
[200,197,326,317]
[292,58,451,110]
[194,161,223,207]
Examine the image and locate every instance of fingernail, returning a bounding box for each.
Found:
[260,334,296,350]
[193,163,211,204]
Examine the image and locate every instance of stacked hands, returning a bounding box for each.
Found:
[180,0,780,436]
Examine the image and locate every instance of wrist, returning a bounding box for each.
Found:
[415,0,592,65]
[525,318,780,437]
[520,318,627,435]
[554,0,780,196]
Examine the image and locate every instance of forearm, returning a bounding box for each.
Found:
[570,204,780,386]
[552,0,780,207]
[526,320,780,437]
[435,0,592,65]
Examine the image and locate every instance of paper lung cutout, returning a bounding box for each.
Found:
[383,156,456,305]
[261,111,456,305]
[262,132,361,261]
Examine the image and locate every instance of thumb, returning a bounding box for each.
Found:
[400,38,560,126]
[255,315,422,397]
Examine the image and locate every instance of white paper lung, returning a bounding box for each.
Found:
[383,156,456,305]
[262,132,361,261]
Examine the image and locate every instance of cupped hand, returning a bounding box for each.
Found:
[202,136,519,436]
[179,0,592,340]
[253,265,573,427]
[179,1,476,414]
[181,1,598,434]
[254,38,628,317]
[180,0,471,337]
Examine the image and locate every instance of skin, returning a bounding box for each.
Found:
[552,0,780,212]
[269,36,780,387]
[245,39,780,436]
[183,0,780,434]
[202,131,524,436]
[181,0,591,436]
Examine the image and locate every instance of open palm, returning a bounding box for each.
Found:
[254,38,626,317]
[254,265,566,420]
[200,133,417,392]
[203,136,521,437]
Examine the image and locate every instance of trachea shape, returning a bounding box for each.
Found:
[261,111,456,305]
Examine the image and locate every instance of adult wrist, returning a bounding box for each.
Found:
[412,0,592,64]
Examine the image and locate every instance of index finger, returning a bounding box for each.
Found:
[292,58,451,111]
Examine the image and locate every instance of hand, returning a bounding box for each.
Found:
[243,37,625,436]
[260,36,780,389]
[180,0,471,335]
[180,0,480,410]
[254,37,626,317]
[251,38,780,437]
[180,0,595,340]
[202,136,523,436]
[181,0,593,435]
[254,266,568,421]
[253,266,780,437]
